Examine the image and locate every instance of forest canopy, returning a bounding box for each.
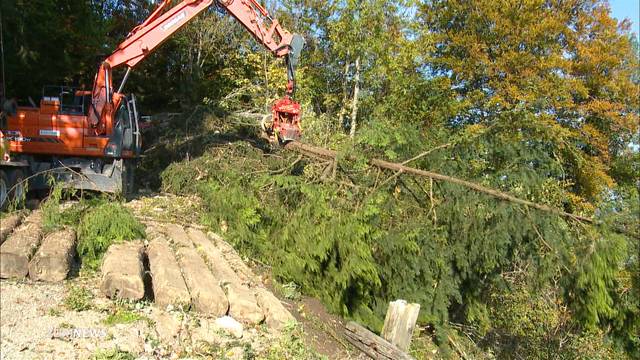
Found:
[1,0,638,358]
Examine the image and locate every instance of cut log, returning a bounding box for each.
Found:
[283,141,594,224]
[344,321,413,360]
[255,288,295,331]
[224,283,264,325]
[163,223,194,248]
[175,244,228,316]
[146,233,191,309]
[0,210,44,279]
[207,232,257,286]
[187,228,264,324]
[187,228,240,283]
[0,213,23,244]
[381,300,420,352]
[29,228,76,282]
[101,242,146,301]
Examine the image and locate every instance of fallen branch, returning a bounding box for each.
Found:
[344,321,414,360]
[284,141,594,224]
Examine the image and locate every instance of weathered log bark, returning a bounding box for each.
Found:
[381,300,420,352]
[344,321,414,360]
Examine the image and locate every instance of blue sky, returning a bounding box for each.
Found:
[609,0,639,35]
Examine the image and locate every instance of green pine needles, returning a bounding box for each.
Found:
[76,202,146,271]
[161,140,638,358]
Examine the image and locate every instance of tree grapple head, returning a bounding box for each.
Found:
[271,96,301,143]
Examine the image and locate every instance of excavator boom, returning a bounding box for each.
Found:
[91,0,304,141]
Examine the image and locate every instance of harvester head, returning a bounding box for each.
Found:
[271,96,301,143]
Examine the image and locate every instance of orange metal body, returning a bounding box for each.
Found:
[4,95,131,158]
[1,0,303,194]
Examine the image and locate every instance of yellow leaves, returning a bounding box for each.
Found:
[581,123,610,160]
[619,113,640,134]
[463,124,489,137]
[574,155,615,203]
[566,192,596,216]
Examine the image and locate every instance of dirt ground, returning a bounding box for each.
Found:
[0,268,364,360]
[0,194,367,360]
[0,276,286,359]
[0,279,148,360]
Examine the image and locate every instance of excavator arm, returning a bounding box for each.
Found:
[90,0,304,141]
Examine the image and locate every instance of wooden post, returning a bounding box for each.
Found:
[381,300,420,352]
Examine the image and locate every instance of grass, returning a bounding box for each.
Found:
[39,184,146,271]
[263,323,326,360]
[47,307,62,317]
[64,285,94,311]
[90,348,135,360]
[275,281,302,301]
[41,183,83,233]
[103,308,148,326]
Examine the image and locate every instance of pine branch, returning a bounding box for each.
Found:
[283,141,595,224]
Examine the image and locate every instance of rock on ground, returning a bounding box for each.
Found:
[214,316,244,339]
[29,228,76,282]
[0,210,44,279]
[150,311,185,344]
[101,242,146,300]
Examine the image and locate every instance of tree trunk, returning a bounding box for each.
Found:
[337,60,351,129]
[349,56,361,139]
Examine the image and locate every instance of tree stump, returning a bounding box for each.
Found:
[381,300,420,351]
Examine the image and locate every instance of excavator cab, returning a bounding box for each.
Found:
[41,86,87,115]
[105,94,141,158]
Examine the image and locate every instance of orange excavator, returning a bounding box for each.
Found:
[0,0,304,206]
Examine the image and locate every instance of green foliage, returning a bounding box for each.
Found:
[76,202,146,271]
[276,282,302,301]
[64,285,93,312]
[90,348,135,360]
[103,309,147,326]
[41,183,85,233]
[161,134,638,356]
[1,0,107,99]
[484,280,630,359]
[262,323,326,360]
[47,307,62,317]
[41,184,146,271]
